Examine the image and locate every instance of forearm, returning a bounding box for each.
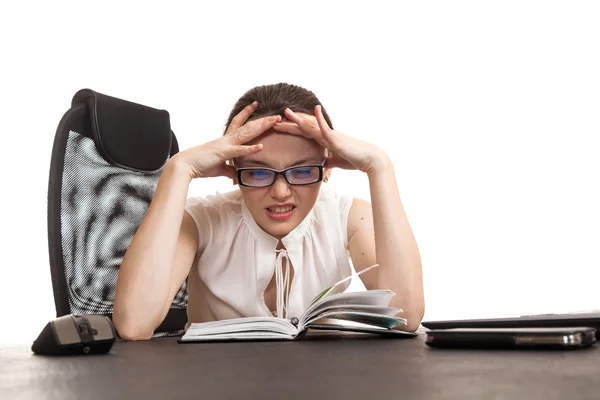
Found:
[113,155,192,337]
[367,158,424,331]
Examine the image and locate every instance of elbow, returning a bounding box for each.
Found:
[403,320,423,333]
[399,317,424,333]
[406,294,425,332]
[393,297,425,333]
[116,326,154,341]
[112,308,154,341]
[401,304,425,333]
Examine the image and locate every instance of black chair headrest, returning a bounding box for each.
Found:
[72,89,173,172]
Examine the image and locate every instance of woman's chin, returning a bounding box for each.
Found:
[261,217,300,239]
[265,224,292,239]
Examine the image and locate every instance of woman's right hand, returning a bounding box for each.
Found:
[173,102,281,181]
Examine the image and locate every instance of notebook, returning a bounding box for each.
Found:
[421,310,600,339]
[178,264,418,342]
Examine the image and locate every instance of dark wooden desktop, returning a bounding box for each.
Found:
[2,328,598,399]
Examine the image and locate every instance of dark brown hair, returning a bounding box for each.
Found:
[223,82,333,135]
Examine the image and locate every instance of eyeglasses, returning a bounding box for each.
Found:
[235,157,328,188]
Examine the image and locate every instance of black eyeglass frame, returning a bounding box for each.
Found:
[235,156,328,188]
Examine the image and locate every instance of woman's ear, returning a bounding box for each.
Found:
[324,166,332,182]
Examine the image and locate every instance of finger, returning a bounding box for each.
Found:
[314,105,335,139]
[273,122,329,148]
[284,108,320,132]
[284,110,323,138]
[227,101,258,133]
[231,114,282,144]
[225,143,263,159]
[271,122,311,138]
[223,143,264,175]
[282,109,329,147]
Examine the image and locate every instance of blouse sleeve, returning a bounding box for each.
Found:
[184,196,213,254]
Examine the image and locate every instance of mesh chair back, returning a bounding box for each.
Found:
[48,89,188,337]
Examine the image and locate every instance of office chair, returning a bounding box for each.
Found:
[47,89,188,338]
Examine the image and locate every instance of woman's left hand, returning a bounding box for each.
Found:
[272,105,389,174]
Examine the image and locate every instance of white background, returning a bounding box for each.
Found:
[1,1,599,345]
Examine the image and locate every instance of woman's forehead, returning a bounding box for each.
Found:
[239,131,324,168]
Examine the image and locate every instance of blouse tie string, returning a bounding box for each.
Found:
[274,248,291,319]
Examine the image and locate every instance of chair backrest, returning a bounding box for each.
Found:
[47,89,188,337]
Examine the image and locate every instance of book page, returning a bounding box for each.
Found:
[180,332,295,342]
[310,311,406,329]
[299,290,396,329]
[313,304,403,317]
[181,317,298,342]
[303,304,403,326]
[309,263,380,306]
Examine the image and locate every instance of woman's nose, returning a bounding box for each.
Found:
[270,175,291,198]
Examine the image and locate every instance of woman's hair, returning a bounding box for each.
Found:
[223,82,333,135]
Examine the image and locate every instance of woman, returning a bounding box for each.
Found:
[113,83,424,340]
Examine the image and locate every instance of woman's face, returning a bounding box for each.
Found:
[234,122,331,240]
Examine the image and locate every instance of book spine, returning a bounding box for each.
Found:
[294,328,309,340]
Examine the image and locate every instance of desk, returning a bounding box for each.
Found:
[1,328,598,399]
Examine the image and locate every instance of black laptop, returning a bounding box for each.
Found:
[421,311,600,339]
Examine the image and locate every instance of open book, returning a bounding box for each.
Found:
[178,265,417,342]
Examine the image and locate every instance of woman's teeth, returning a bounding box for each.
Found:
[268,206,295,214]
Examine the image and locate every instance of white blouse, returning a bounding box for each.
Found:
[183,185,355,329]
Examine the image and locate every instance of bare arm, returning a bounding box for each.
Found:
[113,156,198,340]
[347,159,424,332]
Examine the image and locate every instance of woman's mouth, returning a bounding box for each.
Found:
[266,206,296,221]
